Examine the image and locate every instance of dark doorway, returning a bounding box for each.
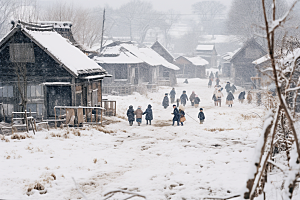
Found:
[47,86,71,117]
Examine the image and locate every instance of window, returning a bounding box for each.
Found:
[115,65,128,79]
[27,104,43,116]
[27,85,43,98]
[0,86,14,97]
[2,104,14,115]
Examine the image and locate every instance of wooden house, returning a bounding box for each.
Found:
[230,38,266,88]
[0,21,110,120]
[93,41,179,95]
[175,56,208,78]
[151,41,178,86]
[195,44,218,68]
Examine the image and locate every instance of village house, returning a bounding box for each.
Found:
[195,44,218,68]
[229,38,266,88]
[174,56,208,78]
[0,21,110,120]
[93,41,179,95]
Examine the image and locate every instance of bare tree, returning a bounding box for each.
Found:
[41,1,103,49]
[243,1,300,199]
[0,0,18,36]
[227,0,288,41]
[116,0,164,43]
[158,10,180,49]
[192,1,226,37]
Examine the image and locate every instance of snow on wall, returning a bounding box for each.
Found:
[196,45,215,51]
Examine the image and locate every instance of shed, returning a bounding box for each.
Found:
[230,38,266,88]
[175,56,208,78]
[195,44,218,68]
[0,21,110,119]
[94,41,179,94]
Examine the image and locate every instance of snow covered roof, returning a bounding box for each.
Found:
[182,56,209,66]
[22,28,104,76]
[198,35,240,44]
[221,48,241,62]
[95,42,180,70]
[196,45,215,51]
[252,54,270,65]
[0,21,107,77]
[38,21,72,29]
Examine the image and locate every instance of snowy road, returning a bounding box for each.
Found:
[0,78,265,199]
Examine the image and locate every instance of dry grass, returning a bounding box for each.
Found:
[72,129,81,136]
[50,132,61,137]
[153,120,173,127]
[94,126,114,134]
[93,158,97,164]
[241,114,259,120]
[204,128,234,132]
[116,114,127,121]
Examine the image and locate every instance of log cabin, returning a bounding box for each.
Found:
[174,56,208,78]
[0,21,110,120]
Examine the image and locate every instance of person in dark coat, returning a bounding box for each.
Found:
[226,92,234,107]
[208,79,212,88]
[209,71,214,80]
[225,82,231,94]
[212,94,218,106]
[238,91,245,103]
[176,98,180,107]
[198,108,205,124]
[143,104,153,125]
[170,88,176,103]
[162,93,169,109]
[126,105,135,126]
[179,107,185,126]
[231,84,237,93]
[189,91,196,106]
[172,105,180,126]
[215,71,219,78]
[194,95,200,108]
[180,91,188,106]
[184,79,189,84]
[215,77,220,86]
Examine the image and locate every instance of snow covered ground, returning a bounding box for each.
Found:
[1,78,270,199]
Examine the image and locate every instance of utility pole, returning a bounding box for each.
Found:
[100,8,105,53]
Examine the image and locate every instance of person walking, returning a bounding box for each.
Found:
[176,98,180,107]
[215,77,220,86]
[209,71,214,80]
[216,89,224,107]
[170,88,176,103]
[238,91,245,103]
[194,95,200,108]
[198,108,205,124]
[180,91,188,106]
[247,91,252,104]
[189,91,196,106]
[179,105,186,126]
[172,105,180,126]
[225,82,231,94]
[162,93,169,109]
[126,105,135,126]
[226,92,234,107]
[231,84,237,94]
[134,106,143,126]
[212,93,218,106]
[143,104,153,125]
[208,79,212,88]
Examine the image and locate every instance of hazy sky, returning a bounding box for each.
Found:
[40,0,233,14]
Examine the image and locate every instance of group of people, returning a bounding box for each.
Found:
[126,104,153,126]
[211,81,254,107]
[171,104,205,126]
[163,88,201,109]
